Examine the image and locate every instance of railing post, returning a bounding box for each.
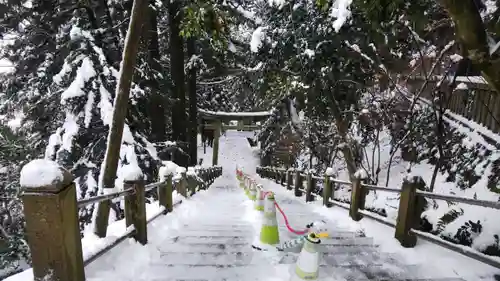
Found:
[293,169,302,197]
[305,171,315,202]
[395,176,426,247]
[20,160,85,281]
[323,173,333,207]
[177,171,188,197]
[124,177,147,245]
[159,175,173,213]
[280,171,286,186]
[187,169,198,196]
[286,169,293,190]
[349,175,367,221]
[274,169,280,183]
[212,120,221,166]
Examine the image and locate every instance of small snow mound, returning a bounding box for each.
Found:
[187,167,196,176]
[456,82,468,90]
[159,161,179,181]
[354,169,368,179]
[176,166,187,174]
[325,167,335,176]
[20,159,66,188]
[121,163,143,182]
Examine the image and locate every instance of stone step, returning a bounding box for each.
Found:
[173,235,249,244]
[158,244,380,254]
[277,251,402,266]
[136,279,465,281]
[175,229,255,237]
[144,264,272,280]
[158,243,250,253]
[157,252,257,266]
[143,264,466,281]
[182,224,254,231]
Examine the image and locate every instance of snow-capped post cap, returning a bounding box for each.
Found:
[160,161,179,176]
[20,159,73,193]
[325,167,335,177]
[353,169,368,180]
[122,163,144,183]
[187,167,196,177]
[176,166,187,174]
[403,174,426,187]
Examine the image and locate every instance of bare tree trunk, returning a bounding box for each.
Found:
[187,37,198,166]
[439,0,500,95]
[168,0,187,143]
[93,0,148,238]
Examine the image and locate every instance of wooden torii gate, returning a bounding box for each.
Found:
[198,109,272,166]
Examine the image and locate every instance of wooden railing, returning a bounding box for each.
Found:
[256,166,500,269]
[20,161,222,281]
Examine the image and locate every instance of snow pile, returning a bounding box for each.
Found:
[186,167,196,176]
[159,161,179,182]
[250,27,266,53]
[120,163,143,182]
[19,159,65,188]
[325,167,335,176]
[329,0,353,32]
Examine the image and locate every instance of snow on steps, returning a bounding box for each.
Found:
[85,181,467,281]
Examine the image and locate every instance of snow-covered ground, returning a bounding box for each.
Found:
[8,130,500,280]
[257,177,500,281]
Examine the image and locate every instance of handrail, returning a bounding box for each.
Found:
[144,181,164,192]
[331,179,352,185]
[416,190,500,210]
[256,165,500,269]
[77,188,135,208]
[19,161,223,281]
[362,184,401,193]
[77,167,221,209]
[258,166,500,208]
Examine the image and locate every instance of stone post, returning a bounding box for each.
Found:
[20,160,85,281]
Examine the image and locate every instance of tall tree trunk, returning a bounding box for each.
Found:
[168,0,187,143]
[439,0,500,95]
[147,4,166,142]
[93,0,148,238]
[187,37,198,166]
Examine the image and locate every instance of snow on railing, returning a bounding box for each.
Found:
[256,165,500,270]
[16,159,223,281]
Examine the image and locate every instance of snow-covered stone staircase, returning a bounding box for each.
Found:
[145,183,275,280]
[130,182,465,280]
[86,177,469,280]
[270,184,467,281]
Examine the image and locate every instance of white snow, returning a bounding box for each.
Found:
[121,163,143,182]
[186,167,196,176]
[159,161,179,182]
[250,27,266,53]
[354,169,368,179]
[198,108,272,117]
[9,130,500,281]
[268,0,285,9]
[325,167,335,176]
[303,49,315,58]
[456,82,468,90]
[60,57,96,104]
[61,112,79,151]
[6,111,24,130]
[20,159,65,188]
[450,54,463,62]
[329,0,353,32]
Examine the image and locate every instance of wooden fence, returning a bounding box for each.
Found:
[407,76,500,133]
[256,166,500,269]
[20,162,222,281]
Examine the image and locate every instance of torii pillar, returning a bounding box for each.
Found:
[212,120,221,166]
